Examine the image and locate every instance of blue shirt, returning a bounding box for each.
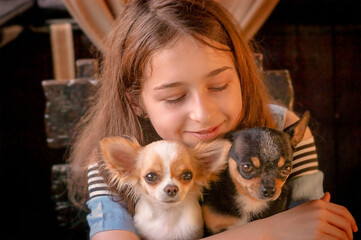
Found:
[87,196,139,238]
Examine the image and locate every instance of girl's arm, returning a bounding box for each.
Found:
[92,230,140,240]
[87,161,140,240]
[285,110,324,206]
[90,193,357,240]
[202,193,357,240]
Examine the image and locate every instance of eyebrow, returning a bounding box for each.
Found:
[153,81,185,90]
[153,66,232,90]
[205,66,232,78]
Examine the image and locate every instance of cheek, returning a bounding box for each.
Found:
[140,179,160,198]
[229,86,243,124]
[218,82,243,130]
[229,99,242,129]
[149,112,185,141]
[238,177,260,194]
[153,108,180,125]
[178,179,193,194]
[229,159,259,196]
[143,101,186,141]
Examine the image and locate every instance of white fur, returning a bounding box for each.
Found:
[232,194,269,228]
[152,141,179,162]
[134,194,203,240]
[152,143,184,202]
[135,141,204,239]
[101,138,229,240]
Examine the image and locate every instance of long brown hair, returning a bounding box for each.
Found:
[68,0,275,207]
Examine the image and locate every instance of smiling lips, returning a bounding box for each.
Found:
[187,123,222,141]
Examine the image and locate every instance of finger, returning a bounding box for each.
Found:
[324,231,347,240]
[324,202,358,233]
[324,226,349,240]
[321,192,331,202]
[325,210,354,240]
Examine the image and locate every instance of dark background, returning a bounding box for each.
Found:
[0,0,360,239]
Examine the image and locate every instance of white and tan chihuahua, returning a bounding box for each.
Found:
[99,137,229,240]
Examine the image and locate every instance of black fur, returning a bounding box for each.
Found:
[202,111,310,233]
[202,167,242,218]
[202,166,290,220]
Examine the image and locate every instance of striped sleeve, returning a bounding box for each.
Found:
[289,137,319,179]
[88,163,114,199]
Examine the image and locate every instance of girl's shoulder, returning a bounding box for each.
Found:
[268,104,288,130]
[269,104,313,139]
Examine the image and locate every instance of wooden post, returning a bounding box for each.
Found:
[50,23,75,80]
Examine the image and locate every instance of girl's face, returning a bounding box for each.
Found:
[141,35,243,147]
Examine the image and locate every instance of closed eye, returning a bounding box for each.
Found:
[209,83,229,91]
[164,82,228,104]
[165,94,186,104]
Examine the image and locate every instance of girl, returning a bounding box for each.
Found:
[68,0,357,239]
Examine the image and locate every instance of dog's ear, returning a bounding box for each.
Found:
[283,111,310,148]
[100,137,141,179]
[192,139,230,184]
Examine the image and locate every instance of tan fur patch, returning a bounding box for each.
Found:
[141,151,163,174]
[274,178,285,197]
[228,158,260,198]
[139,150,163,188]
[277,157,286,168]
[100,137,140,171]
[191,140,229,183]
[202,205,240,234]
[170,147,192,180]
[275,178,284,188]
[169,148,201,198]
[251,157,261,168]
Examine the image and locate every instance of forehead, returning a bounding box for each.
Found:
[143,35,235,87]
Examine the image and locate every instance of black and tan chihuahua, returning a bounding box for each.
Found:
[202,111,310,234]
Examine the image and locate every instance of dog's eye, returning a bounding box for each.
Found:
[182,171,193,181]
[145,172,159,183]
[281,165,292,176]
[241,164,254,174]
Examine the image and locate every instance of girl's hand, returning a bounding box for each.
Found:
[263,192,358,240]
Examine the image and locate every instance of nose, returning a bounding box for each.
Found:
[164,185,179,197]
[189,92,215,123]
[260,186,276,198]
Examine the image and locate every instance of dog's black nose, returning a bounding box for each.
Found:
[164,185,178,197]
[261,186,275,198]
